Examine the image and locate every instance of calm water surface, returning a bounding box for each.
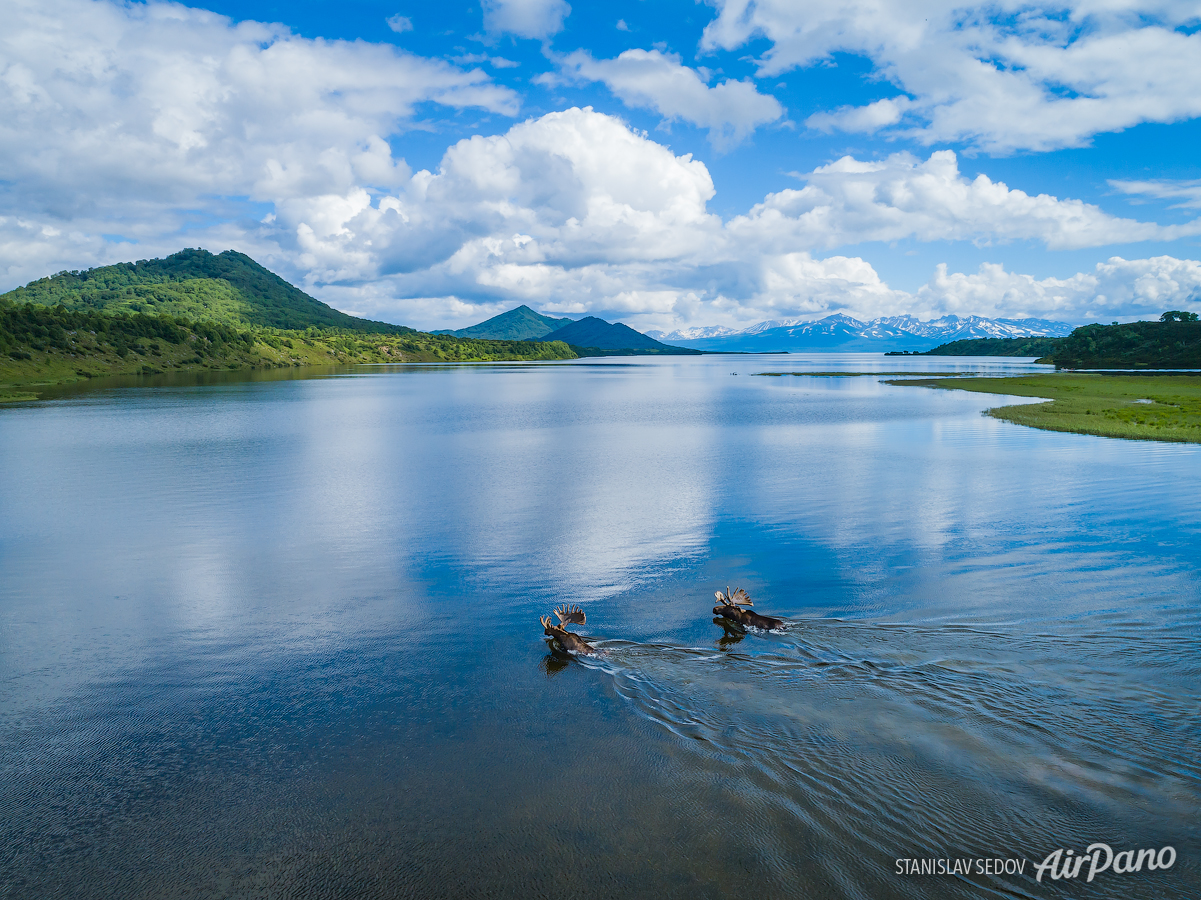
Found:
[1,356,1198,899]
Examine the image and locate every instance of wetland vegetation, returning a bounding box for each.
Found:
[893,373,1201,442]
[755,371,974,377]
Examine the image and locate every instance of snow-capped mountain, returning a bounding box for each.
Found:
[643,324,741,341]
[872,315,1070,341]
[647,314,1073,352]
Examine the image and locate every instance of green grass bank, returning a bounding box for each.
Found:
[891,373,1201,442]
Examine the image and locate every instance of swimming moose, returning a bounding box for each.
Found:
[540,604,597,655]
[713,586,784,631]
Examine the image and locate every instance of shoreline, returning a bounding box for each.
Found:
[890,373,1201,443]
[0,334,577,402]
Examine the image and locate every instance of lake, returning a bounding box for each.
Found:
[1,355,1198,899]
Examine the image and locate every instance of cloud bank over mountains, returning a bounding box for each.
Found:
[1,0,1200,332]
[299,110,1201,329]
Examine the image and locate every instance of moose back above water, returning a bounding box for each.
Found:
[713,587,784,631]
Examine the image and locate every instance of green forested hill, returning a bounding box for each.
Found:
[0,297,575,401]
[1,248,408,333]
[1045,314,1201,368]
[0,249,582,400]
[539,316,694,352]
[436,304,574,340]
[921,336,1064,357]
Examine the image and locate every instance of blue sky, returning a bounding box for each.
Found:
[2,0,1200,331]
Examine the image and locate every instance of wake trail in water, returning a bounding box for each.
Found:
[574,619,1201,897]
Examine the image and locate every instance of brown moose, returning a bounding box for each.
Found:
[540,604,596,655]
[713,586,784,631]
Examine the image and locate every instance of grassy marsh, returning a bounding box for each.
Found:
[892,373,1201,442]
[754,371,974,377]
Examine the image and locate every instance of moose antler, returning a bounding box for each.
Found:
[554,604,586,626]
[715,586,753,607]
[540,615,552,630]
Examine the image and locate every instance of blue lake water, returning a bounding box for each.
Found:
[1,355,1198,899]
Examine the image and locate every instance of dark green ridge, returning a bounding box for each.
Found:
[434,304,574,340]
[539,316,674,351]
[1,248,410,334]
[905,336,1064,357]
[565,344,701,357]
[1043,314,1201,369]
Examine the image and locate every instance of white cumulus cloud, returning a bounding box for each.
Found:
[482,0,570,39]
[700,0,1201,152]
[806,97,910,135]
[732,150,1201,251]
[746,253,898,319]
[279,107,722,291]
[269,111,1200,330]
[914,257,1201,321]
[551,49,785,147]
[1,0,519,205]
[2,4,1198,337]
[1110,179,1201,210]
[0,0,518,287]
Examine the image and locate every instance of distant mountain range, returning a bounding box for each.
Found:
[647,314,1073,352]
[438,305,695,353]
[438,305,1074,354]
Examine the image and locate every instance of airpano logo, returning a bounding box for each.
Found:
[1034,844,1176,883]
[895,844,1177,883]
